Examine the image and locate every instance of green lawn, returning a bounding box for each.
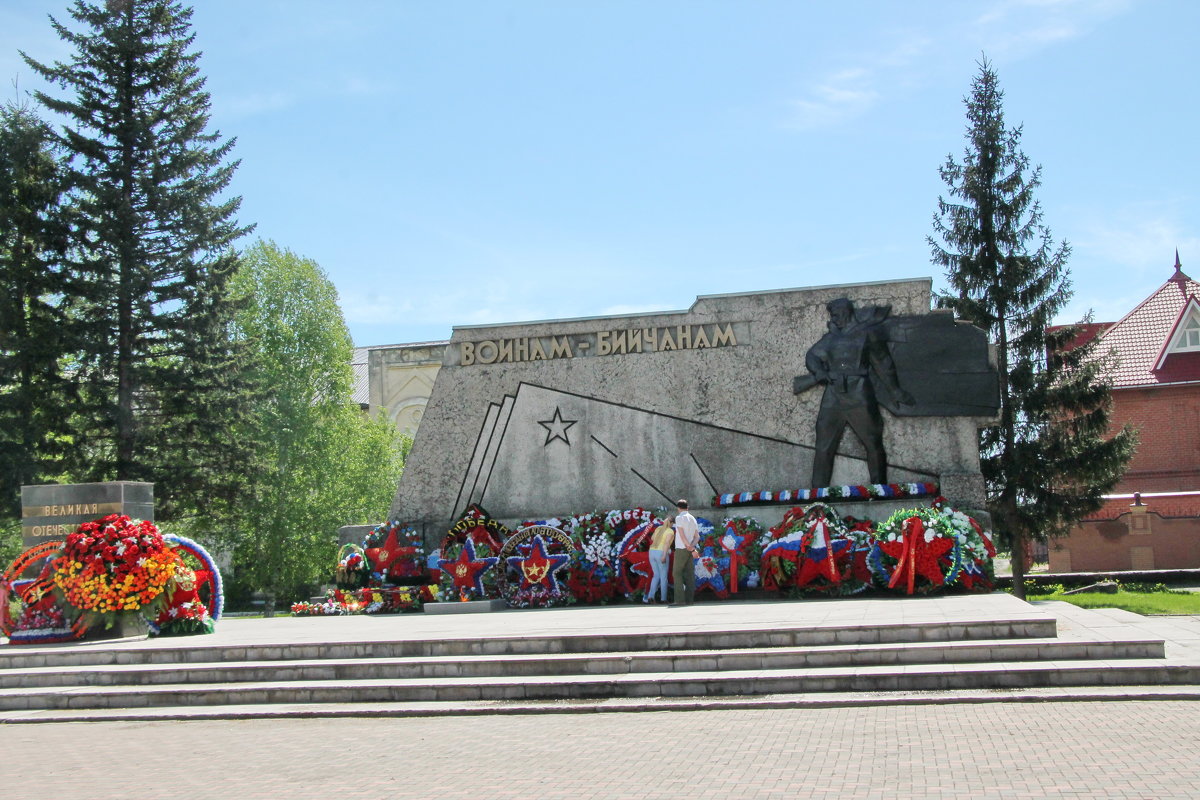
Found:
[1027,589,1200,615]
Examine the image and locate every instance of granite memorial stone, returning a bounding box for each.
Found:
[390,278,998,535]
[21,481,154,549]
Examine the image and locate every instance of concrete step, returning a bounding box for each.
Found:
[7,684,1200,723]
[0,616,1057,670]
[0,636,1164,689]
[3,657,1196,712]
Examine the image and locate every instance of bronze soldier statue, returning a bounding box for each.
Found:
[794,298,913,487]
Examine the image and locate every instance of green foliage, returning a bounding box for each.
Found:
[0,517,22,570]
[0,102,75,520]
[929,59,1135,598]
[1025,584,1200,615]
[224,240,407,605]
[22,0,257,521]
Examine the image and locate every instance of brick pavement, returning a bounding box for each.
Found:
[4,701,1198,799]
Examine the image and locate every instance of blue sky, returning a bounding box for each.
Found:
[2,0,1197,346]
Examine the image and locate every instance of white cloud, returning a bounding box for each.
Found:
[787,68,880,131]
[784,0,1133,131]
[1057,206,1200,325]
[974,0,1133,59]
[783,27,932,131]
[1076,214,1200,277]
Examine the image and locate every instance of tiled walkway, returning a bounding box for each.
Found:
[3,594,1200,798]
[4,701,1198,798]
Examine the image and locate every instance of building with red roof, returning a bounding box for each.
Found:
[1050,252,1200,572]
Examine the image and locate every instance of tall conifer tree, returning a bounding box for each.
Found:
[0,102,74,525]
[23,0,257,519]
[929,59,1135,597]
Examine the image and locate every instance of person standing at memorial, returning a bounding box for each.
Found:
[671,500,700,605]
[645,514,675,603]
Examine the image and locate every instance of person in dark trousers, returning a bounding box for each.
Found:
[671,499,700,605]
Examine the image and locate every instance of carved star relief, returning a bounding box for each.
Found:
[537,406,578,446]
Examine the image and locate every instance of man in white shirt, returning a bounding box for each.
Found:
[671,499,700,605]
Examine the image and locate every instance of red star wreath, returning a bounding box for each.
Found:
[877,517,955,594]
[365,526,418,579]
[506,534,570,594]
[437,539,498,597]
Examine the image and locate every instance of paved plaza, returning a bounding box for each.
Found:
[3,701,1199,799]
[3,595,1200,797]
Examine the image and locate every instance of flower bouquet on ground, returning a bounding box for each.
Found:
[562,512,624,605]
[290,586,434,616]
[51,514,182,633]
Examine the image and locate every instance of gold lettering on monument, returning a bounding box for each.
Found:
[458,323,740,366]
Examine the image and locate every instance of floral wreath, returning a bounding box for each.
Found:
[714,517,765,594]
[147,534,223,636]
[335,543,367,588]
[1,541,84,644]
[868,500,993,594]
[497,524,576,608]
[760,504,874,596]
[600,508,658,599]
[363,520,426,585]
[436,506,508,600]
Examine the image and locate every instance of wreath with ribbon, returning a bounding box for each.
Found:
[760,504,874,596]
[498,524,576,608]
[604,508,658,600]
[868,501,993,594]
[150,535,223,637]
[1,541,83,644]
[534,511,619,605]
[716,517,765,594]
[436,505,508,600]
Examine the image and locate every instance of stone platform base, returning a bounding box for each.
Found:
[83,613,149,642]
[4,594,1199,722]
[423,599,507,615]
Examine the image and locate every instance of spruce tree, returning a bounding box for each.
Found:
[23,0,257,519]
[929,59,1135,598]
[0,102,75,525]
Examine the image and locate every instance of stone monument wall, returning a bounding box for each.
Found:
[391,278,996,534]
